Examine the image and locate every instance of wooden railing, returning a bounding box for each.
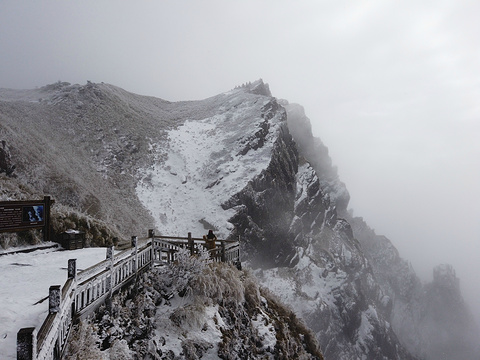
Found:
[16,231,240,360]
[152,233,240,266]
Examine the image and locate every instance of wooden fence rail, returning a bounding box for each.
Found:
[16,231,240,360]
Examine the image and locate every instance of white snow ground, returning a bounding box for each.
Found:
[0,247,109,360]
[136,91,283,239]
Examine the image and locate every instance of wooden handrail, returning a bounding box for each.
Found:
[154,235,238,243]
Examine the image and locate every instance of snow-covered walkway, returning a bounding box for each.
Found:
[0,247,108,360]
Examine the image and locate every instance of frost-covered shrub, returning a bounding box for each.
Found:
[181,339,213,360]
[108,339,131,360]
[169,301,207,329]
[0,232,16,249]
[0,230,43,249]
[166,247,210,297]
[243,269,262,309]
[51,204,122,247]
[63,321,104,360]
[195,262,245,306]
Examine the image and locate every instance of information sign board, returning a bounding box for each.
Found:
[0,202,45,231]
[0,197,53,242]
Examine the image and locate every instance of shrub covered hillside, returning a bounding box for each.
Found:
[65,248,324,360]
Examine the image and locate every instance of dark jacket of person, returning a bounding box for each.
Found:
[205,230,217,250]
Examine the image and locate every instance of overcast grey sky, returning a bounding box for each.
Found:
[1,0,479,320]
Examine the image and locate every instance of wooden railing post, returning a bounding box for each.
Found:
[17,327,37,360]
[221,241,226,262]
[68,259,77,317]
[131,236,138,276]
[188,232,194,255]
[149,229,155,268]
[68,259,77,280]
[106,245,114,310]
[49,285,61,314]
[106,245,114,261]
[43,196,51,243]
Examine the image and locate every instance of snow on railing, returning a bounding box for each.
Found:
[16,231,240,360]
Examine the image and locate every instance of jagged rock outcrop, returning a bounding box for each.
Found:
[224,99,299,268]
[0,140,15,176]
[284,101,350,212]
[235,162,415,358]
[417,264,479,359]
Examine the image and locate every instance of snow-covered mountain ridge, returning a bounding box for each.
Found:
[1,80,478,359]
[136,84,284,238]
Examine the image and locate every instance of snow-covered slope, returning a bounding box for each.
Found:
[1,80,478,359]
[136,85,282,238]
[0,247,108,360]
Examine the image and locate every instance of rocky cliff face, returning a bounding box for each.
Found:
[1,80,477,359]
[226,99,415,359]
[224,98,299,268]
[219,91,477,359]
